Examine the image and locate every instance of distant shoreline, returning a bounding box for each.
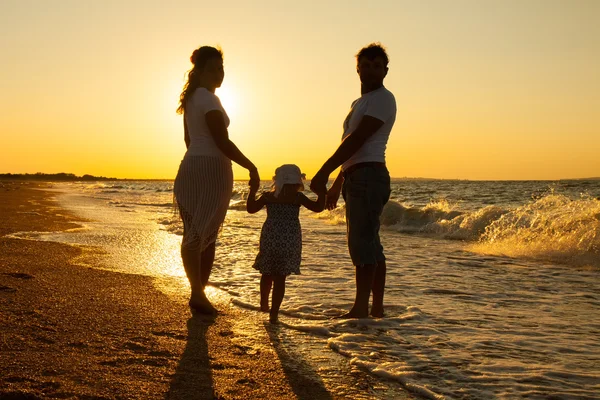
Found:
[1,173,598,182]
[0,173,117,181]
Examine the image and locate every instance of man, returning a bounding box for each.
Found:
[310,43,396,318]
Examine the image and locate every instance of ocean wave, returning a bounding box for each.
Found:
[421,205,508,240]
[100,184,126,190]
[231,189,250,201]
[382,199,465,232]
[109,201,174,208]
[133,202,173,207]
[107,201,134,208]
[319,199,470,231]
[472,194,600,268]
[316,206,346,225]
[316,194,600,268]
[158,216,183,236]
[228,199,247,210]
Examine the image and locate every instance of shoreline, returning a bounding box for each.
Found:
[0,181,411,399]
[3,176,600,183]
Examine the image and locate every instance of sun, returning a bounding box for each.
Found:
[216,85,238,119]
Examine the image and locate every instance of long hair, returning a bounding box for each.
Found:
[176,46,223,115]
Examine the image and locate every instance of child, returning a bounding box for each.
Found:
[246,164,325,323]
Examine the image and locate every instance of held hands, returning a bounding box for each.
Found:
[326,186,341,210]
[309,170,328,196]
[249,167,260,192]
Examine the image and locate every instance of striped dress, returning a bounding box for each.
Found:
[174,156,233,251]
[173,87,233,252]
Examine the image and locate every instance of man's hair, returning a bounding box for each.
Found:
[356,43,389,66]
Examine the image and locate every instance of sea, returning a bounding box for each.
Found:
[15,179,600,399]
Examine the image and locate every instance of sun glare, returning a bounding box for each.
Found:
[217,85,238,119]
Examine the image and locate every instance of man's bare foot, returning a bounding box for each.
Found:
[269,312,279,324]
[336,310,369,319]
[370,306,384,318]
[260,301,270,312]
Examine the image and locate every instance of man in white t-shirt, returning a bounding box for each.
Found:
[311,43,396,319]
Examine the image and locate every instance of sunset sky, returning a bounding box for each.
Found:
[1,0,599,180]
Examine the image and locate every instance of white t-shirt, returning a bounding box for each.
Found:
[184,87,230,159]
[341,86,396,171]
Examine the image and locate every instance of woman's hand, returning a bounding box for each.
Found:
[249,167,260,191]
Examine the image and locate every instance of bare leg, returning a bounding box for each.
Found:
[260,274,273,312]
[200,242,215,289]
[341,264,376,318]
[181,243,216,315]
[181,245,201,295]
[370,259,386,317]
[270,275,287,323]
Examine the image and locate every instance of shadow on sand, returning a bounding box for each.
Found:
[167,315,217,400]
[264,321,333,400]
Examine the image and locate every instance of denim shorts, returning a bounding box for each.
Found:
[342,163,391,266]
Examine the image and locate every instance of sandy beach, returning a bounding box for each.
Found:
[0,181,403,400]
[4,179,598,399]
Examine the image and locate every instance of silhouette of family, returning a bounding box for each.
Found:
[173,43,396,322]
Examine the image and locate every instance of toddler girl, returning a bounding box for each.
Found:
[246,164,325,323]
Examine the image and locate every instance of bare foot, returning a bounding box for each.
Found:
[370,307,384,318]
[189,298,217,315]
[260,301,270,312]
[336,310,369,319]
[269,312,279,324]
[190,303,217,315]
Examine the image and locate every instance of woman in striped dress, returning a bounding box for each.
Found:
[174,46,259,314]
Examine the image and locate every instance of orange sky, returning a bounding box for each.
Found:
[1,0,599,180]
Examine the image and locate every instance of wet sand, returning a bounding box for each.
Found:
[0,181,406,399]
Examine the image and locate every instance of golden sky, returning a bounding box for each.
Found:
[1,0,599,180]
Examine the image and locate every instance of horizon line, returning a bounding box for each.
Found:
[1,172,599,182]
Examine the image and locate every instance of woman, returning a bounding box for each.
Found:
[174,46,259,314]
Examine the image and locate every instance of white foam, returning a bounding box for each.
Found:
[473,194,600,268]
[280,321,332,337]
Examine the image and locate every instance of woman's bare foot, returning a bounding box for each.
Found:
[189,300,217,315]
[189,292,217,315]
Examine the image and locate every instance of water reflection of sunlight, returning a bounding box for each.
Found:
[204,286,218,297]
[205,285,230,303]
[151,230,186,278]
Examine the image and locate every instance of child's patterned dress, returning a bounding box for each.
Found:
[252,201,302,275]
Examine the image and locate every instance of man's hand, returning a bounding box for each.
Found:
[309,170,329,196]
[326,186,341,210]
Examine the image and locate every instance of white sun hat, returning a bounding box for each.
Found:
[273,164,306,196]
